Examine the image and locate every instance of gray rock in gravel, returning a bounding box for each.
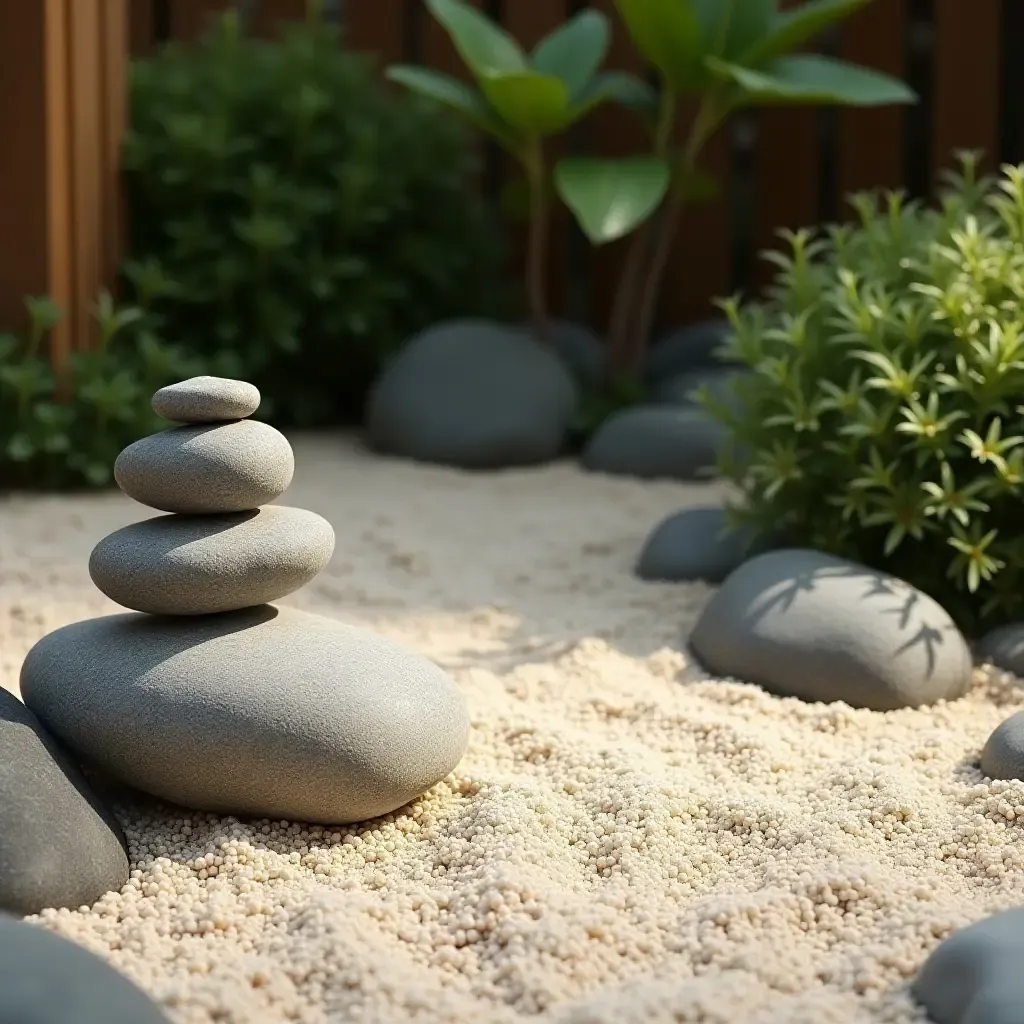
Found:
[89,505,335,615]
[20,604,470,825]
[980,711,1024,781]
[652,367,748,416]
[152,375,260,424]
[547,320,605,383]
[582,405,725,481]
[975,623,1024,676]
[636,507,773,584]
[0,913,170,1023]
[643,318,736,385]
[689,548,973,711]
[366,318,578,469]
[114,419,294,514]
[912,908,1024,1024]
[0,688,128,915]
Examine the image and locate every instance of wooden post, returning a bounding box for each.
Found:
[0,0,128,394]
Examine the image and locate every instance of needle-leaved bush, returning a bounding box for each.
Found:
[123,11,510,428]
[703,155,1024,633]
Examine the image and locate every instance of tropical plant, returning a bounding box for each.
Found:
[389,0,915,385]
[387,0,657,346]
[123,9,510,428]
[701,154,1024,633]
[0,292,218,490]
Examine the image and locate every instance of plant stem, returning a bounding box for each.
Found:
[523,142,551,346]
[626,98,724,373]
[605,88,678,380]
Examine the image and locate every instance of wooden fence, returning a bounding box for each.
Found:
[0,2,1014,360]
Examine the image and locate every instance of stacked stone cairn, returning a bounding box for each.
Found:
[21,376,470,826]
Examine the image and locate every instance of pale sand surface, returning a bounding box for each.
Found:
[2,433,1024,1023]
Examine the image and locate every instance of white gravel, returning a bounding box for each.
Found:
[1,432,1022,1024]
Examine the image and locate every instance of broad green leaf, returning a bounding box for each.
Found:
[531,10,610,100]
[571,71,660,121]
[479,71,571,135]
[386,65,516,144]
[696,0,776,59]
[707,54,917,107]
[740,0,872,67]
[554,155,670,243]
[425,0,526,77]
[614,0,704,90]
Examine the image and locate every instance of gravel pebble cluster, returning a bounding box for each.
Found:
[3,435,1024,1023]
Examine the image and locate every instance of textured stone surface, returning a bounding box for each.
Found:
[0,913,169,1023]
[643,318,735,385]
[980,710,1024,781]
[0,688,128,915]
[689,548,973,711]
[89,505,335,615]
[581,405,725,481]
[912,908,1024,1024]
[636,507,769,584]
[366,318,578,469]
[20,605,470,824]
[975,622,1024,676]
[152,375,260,424]
[114,419,294,514]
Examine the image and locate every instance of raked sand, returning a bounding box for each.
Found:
[2,433,1024,1023]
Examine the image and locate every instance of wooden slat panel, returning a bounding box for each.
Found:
[169,0,236,41]
[931,0,1001,185]
[423,0,478,74]
[501,2,569,318]
[749,0,819,294]
[836,0,907,207]
[101,0,129,296]
[251,0,308,38]
[129,0,157,56]
[587,0,650,335]
[344,0,404,62]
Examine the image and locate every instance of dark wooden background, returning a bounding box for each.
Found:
[130,0,1014,332]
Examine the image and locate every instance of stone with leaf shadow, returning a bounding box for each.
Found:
[581,404,725,481]
[911,907,1024,1024]
[636,507,776,584]
[0,687,129,915]
[688,548,973,710]
[643,318,737,386]
[366,318,578,469]
[0,913,170,1023]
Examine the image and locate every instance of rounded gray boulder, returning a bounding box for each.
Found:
[636,507,768,584]
[652,367,747,417]
[975,622,1024,676]
[366,318,578,469]
[0,688,128,915]
[89,505,335,615]
[912,908,1024,1024]
[114,419,294,514]
[980,711,1024,781]
[20,605,470,824]
[689,548,973,710]
[582,405,725,481]
[152,375,260,423]
[643,318,735,385]
[547,320,605,383]
[0,913,169,1023]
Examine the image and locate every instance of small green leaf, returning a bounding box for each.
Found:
[707,54,917,107]
[425,0,526,77]
[479,71,571,136]
[696,0,775,60]
[571,71,660,121]
[614,0,703,90]
[740,0,873,68]
[386,65,517,144]
[531,10,610,100]
[554,155,670,244]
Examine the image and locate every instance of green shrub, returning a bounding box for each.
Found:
[122,11,511,428]
[703,154,1024,633]
[0,293,228,490]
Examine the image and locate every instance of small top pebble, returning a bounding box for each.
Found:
[152,376,260,424]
